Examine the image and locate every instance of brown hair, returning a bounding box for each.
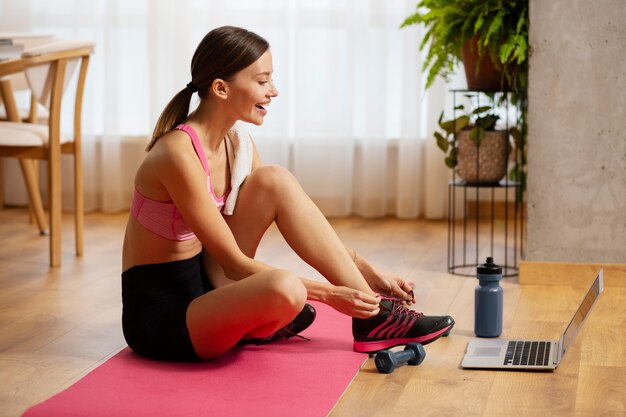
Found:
[146,26,270,151]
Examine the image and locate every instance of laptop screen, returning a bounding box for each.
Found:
[561,270,604,355]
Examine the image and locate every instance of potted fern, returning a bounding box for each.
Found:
[401,0,528,93]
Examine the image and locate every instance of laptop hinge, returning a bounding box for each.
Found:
[554,338,564,364]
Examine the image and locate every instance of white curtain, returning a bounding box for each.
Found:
[0,0,452,219]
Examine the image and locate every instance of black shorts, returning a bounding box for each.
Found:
[121,253,214,361]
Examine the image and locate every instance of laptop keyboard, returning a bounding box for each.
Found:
[504,341,551,366]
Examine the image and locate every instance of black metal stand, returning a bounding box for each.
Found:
[446,90,525,277]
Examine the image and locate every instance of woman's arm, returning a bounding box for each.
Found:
[300,278,379,318]
[345,245,415,303]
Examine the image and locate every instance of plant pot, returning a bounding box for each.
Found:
[456,130,510,184]
[461,38,509,91]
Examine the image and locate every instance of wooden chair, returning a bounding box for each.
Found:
[0,40,94,267]
[0,33,54,210]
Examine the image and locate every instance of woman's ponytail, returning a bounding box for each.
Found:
[145,86,195,151]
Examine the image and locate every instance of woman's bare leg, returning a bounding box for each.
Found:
[189,165,375,359]
[187,269,307,359]
[224,165,374,295]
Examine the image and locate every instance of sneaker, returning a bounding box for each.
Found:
[242,303,316,345]
[352,296,454,353]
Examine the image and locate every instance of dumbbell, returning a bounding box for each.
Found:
[374,342,426,374]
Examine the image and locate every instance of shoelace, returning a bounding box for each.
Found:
[379,294,424,318]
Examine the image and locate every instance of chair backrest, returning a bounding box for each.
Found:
[22,41,93,107]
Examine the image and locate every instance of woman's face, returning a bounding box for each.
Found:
[226,49,278,125]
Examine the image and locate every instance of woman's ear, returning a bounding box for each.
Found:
[211,79,228,99]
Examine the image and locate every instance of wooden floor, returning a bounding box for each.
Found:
[0,208,624,416]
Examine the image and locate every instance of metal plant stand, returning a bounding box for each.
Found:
[447,89,525,277]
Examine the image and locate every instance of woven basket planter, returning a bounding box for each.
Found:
[456,130,510,184]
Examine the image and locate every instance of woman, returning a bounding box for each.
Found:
[121,26,454,361]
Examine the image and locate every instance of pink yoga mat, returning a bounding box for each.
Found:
[23,301,366,417]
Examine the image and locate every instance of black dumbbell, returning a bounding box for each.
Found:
[374,342,426,374]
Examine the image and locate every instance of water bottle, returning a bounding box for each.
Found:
[474,257,503,337]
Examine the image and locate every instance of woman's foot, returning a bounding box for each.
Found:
[352,296,454,353]
[242,304,317,345]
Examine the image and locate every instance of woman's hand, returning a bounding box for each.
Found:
[367,272,415,304]
[356,256,415,304]
[326,286,380,319]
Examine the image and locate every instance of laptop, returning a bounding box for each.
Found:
[461,269,604,371]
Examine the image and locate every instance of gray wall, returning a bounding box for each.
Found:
[527,0,626,263]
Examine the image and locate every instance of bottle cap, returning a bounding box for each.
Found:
[477,257,502,275]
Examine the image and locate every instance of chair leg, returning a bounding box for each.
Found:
[19,159,48,235]
[49,149,62,268]
[26,94,40,223]
[0,159,4,209]
[27,161,39,224]
[74,151,84,256]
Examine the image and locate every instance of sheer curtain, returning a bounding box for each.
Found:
[0,0,450,219]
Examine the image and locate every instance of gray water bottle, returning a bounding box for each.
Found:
[474,257,503,337]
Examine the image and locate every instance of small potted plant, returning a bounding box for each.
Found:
[435,102,511,184]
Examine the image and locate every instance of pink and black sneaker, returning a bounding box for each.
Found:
[352,296,454,353]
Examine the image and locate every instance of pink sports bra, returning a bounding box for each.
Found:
[130,124,230,241]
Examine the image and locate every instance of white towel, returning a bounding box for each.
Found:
[223,125,253,215]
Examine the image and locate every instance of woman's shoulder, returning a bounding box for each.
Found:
[145,129,197,168]
[154,127,193,148]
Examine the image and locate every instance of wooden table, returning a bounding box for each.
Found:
[331,264,626,416]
